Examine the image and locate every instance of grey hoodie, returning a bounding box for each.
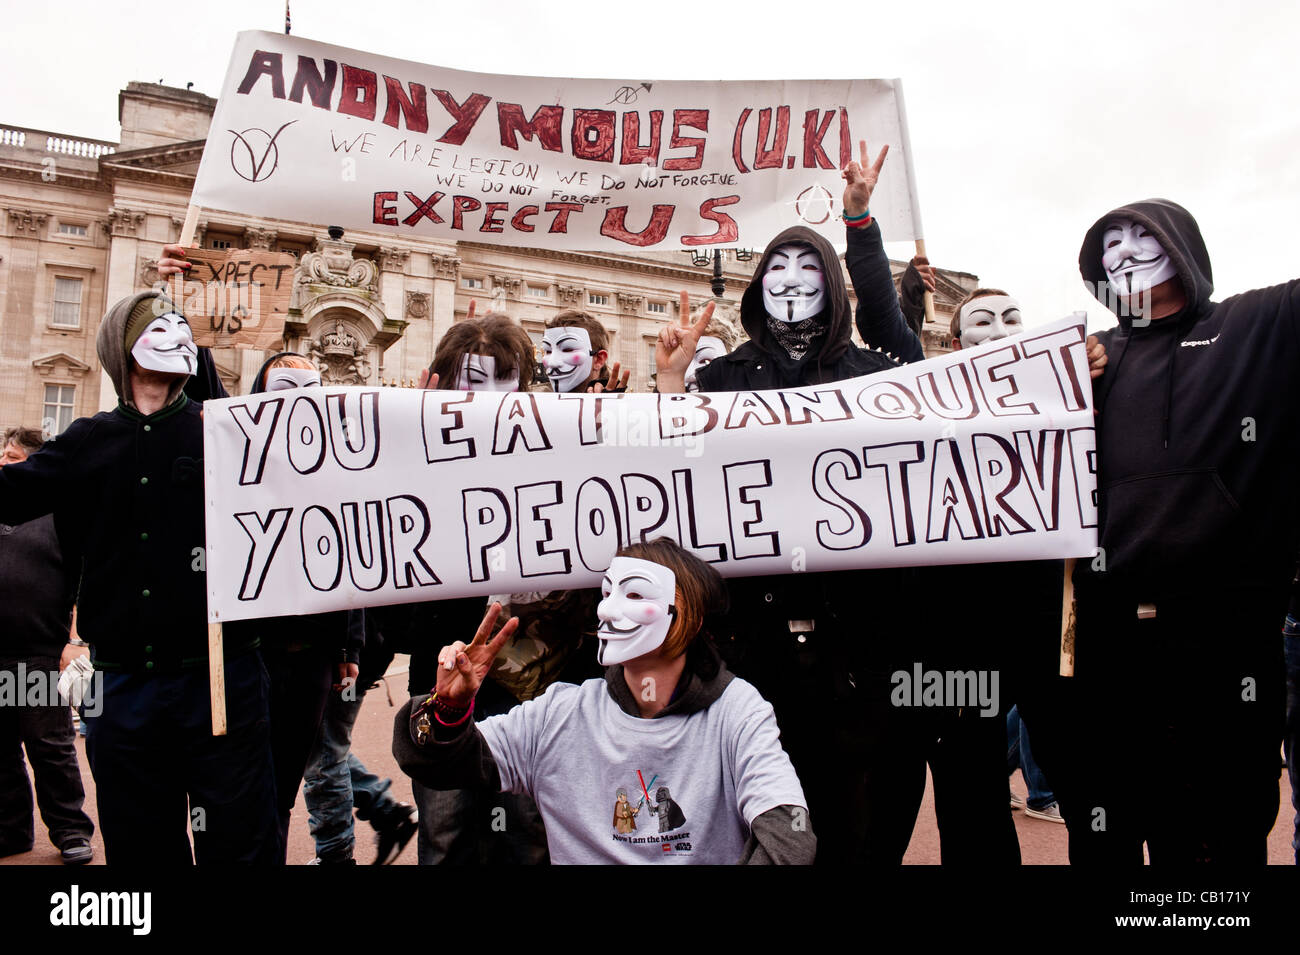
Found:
[95,290,188,409]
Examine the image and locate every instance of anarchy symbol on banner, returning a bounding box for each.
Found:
[229,121,297,183]
[607,82,653,105]
[793,184,834,225]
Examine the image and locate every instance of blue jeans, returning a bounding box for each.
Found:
[301,675,401,861]
[1283,620,1299,865]
[1007,704,1055,811]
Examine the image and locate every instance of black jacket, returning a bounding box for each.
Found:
[0,515,76,663]
[697,221,922,392]
[694,223,923,694]
[0,398,210,667]
[1079,198,1300,599]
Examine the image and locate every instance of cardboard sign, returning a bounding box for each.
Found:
[163,247,296,349]
[190,31,925,253]
[203,315,1098,624]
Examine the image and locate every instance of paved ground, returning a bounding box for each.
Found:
[4,656,1295,865]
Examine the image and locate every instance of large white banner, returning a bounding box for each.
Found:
[191,31,923,253]
[203,316,1098,624]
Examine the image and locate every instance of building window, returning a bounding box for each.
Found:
[463,277,484,290]
[51,277,83,328]
[526,285,548,298]
[647,301,667,314]
[57,222,89,237]
[588,293,609,307]
[43,385,76,435]
[208,236,233,250]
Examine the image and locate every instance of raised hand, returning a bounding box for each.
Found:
[435,602,519,708]
[841,140,889,218]
[654,291,715,392]
[589,360,630,394]
[416,369,440,390]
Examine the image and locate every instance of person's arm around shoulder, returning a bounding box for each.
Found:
[724,681,817,865]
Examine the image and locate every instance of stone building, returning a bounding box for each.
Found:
[0,81,976,433]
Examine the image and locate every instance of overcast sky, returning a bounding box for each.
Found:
[5,0,1297,331]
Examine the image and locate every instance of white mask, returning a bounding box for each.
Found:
[541,326,595,393]
[131,310,197,376]
[1101,218,1177,297]
[596,557,677,666]
[762,244,826,323]
[958,295,1024,349]
[265,366,321,391]
[684,335,726,393]
[454,354,519,392]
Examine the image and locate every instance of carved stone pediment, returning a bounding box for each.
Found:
[556,284,583,305]
[32,353,92,378]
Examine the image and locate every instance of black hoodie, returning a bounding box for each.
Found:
[1078,198,1300,597]
[697,221,922,391]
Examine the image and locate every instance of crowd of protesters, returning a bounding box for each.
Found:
[1,140,1296,866]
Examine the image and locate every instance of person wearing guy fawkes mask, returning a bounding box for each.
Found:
[221,353,368,863]
[655,141,924,864]
[1062,199,1299,865]
[881,288,1109,859]
[0,288,279,864]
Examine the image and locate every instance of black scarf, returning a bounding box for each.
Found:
[765,314,827,361]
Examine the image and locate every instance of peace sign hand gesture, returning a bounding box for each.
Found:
[654,291,715,393]
[435,602,519,709]
[841,140,889,219]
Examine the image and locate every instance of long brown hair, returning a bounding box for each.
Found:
[430,315,535,390]
[615,537,728,661]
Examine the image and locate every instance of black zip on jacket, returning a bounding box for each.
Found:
[1078,198,1300,599]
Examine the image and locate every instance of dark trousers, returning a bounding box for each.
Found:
[264,646,335,863]
[1059,586,1286,865]
[85,649,280,865]
[0,657,94,853]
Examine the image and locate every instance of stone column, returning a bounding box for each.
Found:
[98,207,146,410]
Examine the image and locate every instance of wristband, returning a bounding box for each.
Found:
[842,208,871,223]
[844,214,874,230]
[433,696,474,727]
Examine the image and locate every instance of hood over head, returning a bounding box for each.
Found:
[1079,198,1214,328]
[96,290,189,409]
[741,226,853,365]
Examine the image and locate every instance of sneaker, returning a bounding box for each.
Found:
[308,855,356,865]
[60,839,93,865]
[1010,791,1025,810]
[372,804,418,865]
[1024,803,1065,824]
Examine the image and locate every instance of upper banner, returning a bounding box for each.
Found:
[191,32,922,252]
[204,316,1097,623]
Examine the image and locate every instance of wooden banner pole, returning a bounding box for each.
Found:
[1059,558,1076,677]
[181,201,228,735]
